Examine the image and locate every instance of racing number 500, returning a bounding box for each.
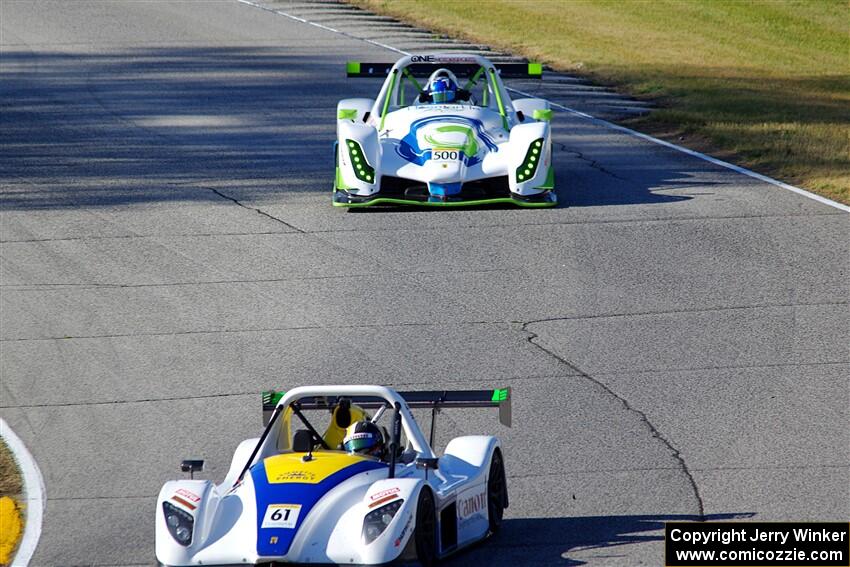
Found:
[433,149,459,161]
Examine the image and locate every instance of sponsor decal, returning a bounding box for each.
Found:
[369,494,399,508]
[261,504,302,529]
[409,54,476,64]
[396,115,498,168]
[370,487,401,501]
[171,495,197,511]
[175,488,200,503]
[457,489,487,520]
[395,515,413,548]
[269,469,317,483]
[270,536,278,544]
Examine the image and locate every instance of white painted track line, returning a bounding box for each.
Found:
[0,419,45,567]
[236,0,849,213]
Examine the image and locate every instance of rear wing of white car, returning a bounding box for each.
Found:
[346,61,543,79]
[262,387,512,428]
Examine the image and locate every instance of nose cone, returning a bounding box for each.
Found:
[423,159,465,196]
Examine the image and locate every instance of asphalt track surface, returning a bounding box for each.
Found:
[1,1,848,566]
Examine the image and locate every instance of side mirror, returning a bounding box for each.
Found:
[415,457,439,470]
[181,459,204,479]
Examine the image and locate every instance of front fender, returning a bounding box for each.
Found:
[306,476,425,565]
[155,480,217,566]
[337,121,380,195]
[507,121,551,195]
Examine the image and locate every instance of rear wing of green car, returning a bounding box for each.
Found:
[262,387,512,428]
[346,61,543,79]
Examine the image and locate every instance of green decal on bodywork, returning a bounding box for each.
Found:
[262,390,285,407]
[535,166,555,190]
[334,166,353,190]
[379,70,397,131]
[424,125,478,157]
[337,108,358,120]
[527,62,543,76]
[491,388,509,402]
[532,108,552,122]
[346,61,361,75]
[488,68,509,130]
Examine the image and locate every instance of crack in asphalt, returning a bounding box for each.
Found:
[521,320,707,519]
[205,187,305,233]
[556,143,631,182]
[2,300,843,343]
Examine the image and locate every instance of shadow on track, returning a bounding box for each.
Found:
[443,513,753,566]
[2,47,720,213]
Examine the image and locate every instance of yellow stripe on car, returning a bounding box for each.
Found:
[264,452,371,485]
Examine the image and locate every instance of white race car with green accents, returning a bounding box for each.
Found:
[155,385,511,566]
[334,53,556,207]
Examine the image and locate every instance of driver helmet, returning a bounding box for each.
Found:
[342,420,385,458]
[429,75,457,103]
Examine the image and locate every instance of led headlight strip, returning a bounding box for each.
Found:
[345,139,375,184]
[516,138,544,183]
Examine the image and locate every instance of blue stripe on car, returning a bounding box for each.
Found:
[252,459,386,557]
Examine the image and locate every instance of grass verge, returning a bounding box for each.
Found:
[350,0,849,204]
[0,439,23,566]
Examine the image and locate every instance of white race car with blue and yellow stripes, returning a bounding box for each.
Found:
[333,54,556,207]
[155,385,511,566]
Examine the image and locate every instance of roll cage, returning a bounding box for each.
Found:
[235,385,511,486]
[355,54,539,131]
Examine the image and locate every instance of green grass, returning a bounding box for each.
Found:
[351,0,850,204]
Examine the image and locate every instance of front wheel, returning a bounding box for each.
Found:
[414,488,437,567]
[487,449,507,533]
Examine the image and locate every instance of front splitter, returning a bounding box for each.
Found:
[332,189,557,208]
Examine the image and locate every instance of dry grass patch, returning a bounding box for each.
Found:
[0,439,23,565]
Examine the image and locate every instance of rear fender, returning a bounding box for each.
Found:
[337,121,380,195]
[513,97,550,122]
[337,98,375,123]
[442,436,500,546]
[443,435,499,479]
[506,121,550,195]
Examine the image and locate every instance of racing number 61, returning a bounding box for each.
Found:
[262,504,301,529]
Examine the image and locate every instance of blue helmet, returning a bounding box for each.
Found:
[429,76,457,103]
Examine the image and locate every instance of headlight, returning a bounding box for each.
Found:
[516,138,544,182]
[362,499,404,544]
[345,139,375,184]
[163,501,194,546]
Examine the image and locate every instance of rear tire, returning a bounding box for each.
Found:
[414,488,437,567]
[487,449,507,533]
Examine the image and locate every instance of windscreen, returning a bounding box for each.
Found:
[391,63,498,110]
